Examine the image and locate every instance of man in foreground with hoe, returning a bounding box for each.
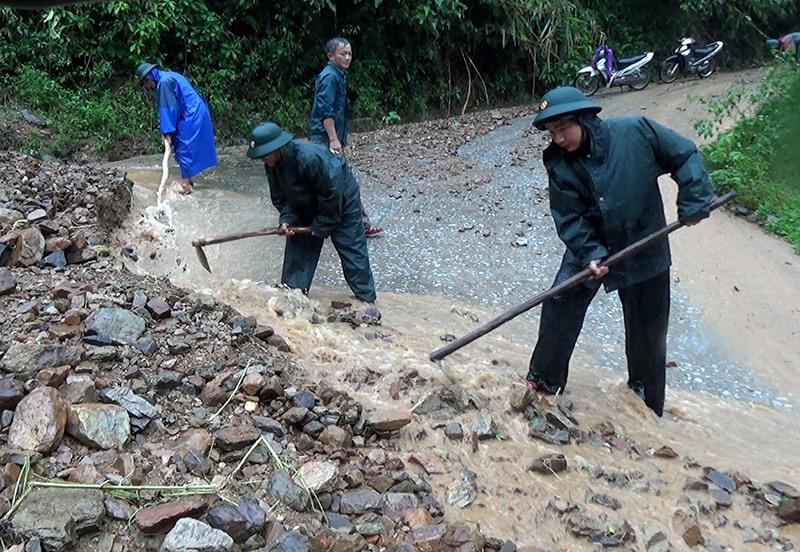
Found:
[247,122,379,317]
[522,87,714,416]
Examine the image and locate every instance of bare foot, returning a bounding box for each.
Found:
[178,178,194,194]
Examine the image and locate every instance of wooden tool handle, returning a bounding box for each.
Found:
[429,191,738,361]
[192,226,312,247]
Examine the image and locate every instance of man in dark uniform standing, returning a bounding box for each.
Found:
[310,37,383,236]
[247,122,378,312]
[525,87,714,416]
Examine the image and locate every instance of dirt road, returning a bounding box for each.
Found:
[591,69,800,406]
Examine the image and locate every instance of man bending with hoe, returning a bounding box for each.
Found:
[247,122,379,316]
[136,63,217,194]
[525,87,714,416]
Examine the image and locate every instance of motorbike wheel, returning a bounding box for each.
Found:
[574,74,600,97]
[660,61,680,83]
[697,59,716,79]
[628,67,651,91]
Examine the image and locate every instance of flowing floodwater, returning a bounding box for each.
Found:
[113,77,800,550]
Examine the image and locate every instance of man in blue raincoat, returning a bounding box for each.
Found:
[136,63,217,194]
[525,86,713,417]
[247,121,378,314]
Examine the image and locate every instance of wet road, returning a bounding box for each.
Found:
[114,110,786,408]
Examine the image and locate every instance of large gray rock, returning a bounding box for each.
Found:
[9,226,45,267]
[1,342,82,380]
[0,377,25,409]
[67,403,130,449]
[205,498,265,544]
[339,487,382,515]
[267,469,310,512]
[0,267,15,294]
[85,307,146,344]
[295,461,337,493]
[160,517,234,552]
[98,384,159,418]
[8,386,67,452]
[262,531,313,552]
[10,488,105,551]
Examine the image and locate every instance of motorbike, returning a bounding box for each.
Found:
[660,37,724,83]
[574,48,653,97]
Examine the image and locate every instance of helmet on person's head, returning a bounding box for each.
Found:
[533,86,602,130]
[247,122,293,159]
[135,63,158,84]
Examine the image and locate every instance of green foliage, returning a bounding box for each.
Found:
[1,0,798,156]
[694,58,800,251]
[381,111,401,125]
[1,65,155,154]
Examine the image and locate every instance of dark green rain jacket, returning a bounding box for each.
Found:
[266,140,358,238]
[544,115,713,291]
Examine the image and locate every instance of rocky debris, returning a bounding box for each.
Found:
[161,517,234,552]
[205,497,266,544]
[446,470,477,508]
[672,508,705,547]
[10,488,105,551]
[1,343,82,380]
[134,496,209,534]
[8,386,67,452]
[527,453,567,474]
[778,498,800,522]
[1,111,799,552]
[66,403,130,449]
[20,109,46,127]
[84,307,146,344]
[642,524,671,552]
[0,266,16,293]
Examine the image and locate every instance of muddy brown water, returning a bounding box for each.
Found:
[113,69,800,550]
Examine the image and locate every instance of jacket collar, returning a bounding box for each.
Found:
[326,61,346,78]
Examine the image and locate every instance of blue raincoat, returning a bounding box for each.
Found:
[150,68,217,179]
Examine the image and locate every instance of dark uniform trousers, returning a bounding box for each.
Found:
[528,269,670,416]
[280,188,376,303]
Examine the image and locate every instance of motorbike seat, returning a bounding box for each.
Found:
[617,54,647,67]
[693,45,718,56]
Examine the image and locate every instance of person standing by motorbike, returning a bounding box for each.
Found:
[766,33,800,61]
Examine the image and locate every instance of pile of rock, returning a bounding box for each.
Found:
[0,152,515,551]
[503,385,800,551]
[0,151,131,271]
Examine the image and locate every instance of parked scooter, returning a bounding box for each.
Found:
[660,37,724,83]
[574,46,653,96]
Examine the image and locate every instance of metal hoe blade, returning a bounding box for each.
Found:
[195,246,211,273]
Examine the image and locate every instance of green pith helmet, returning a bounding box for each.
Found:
[247,122,293,159]
[533,86,602,130]
[135,63,157,83]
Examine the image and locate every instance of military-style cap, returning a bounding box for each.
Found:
[247,122,293,159]
[533,86,602,130]
[135,63,157,83]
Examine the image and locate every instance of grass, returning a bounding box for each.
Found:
[694,56,800,253]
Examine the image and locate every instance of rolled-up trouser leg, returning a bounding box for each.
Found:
[619,269,670,416]
[281,233,325,294]
[331,200,377,302]
[528,275,598,391]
